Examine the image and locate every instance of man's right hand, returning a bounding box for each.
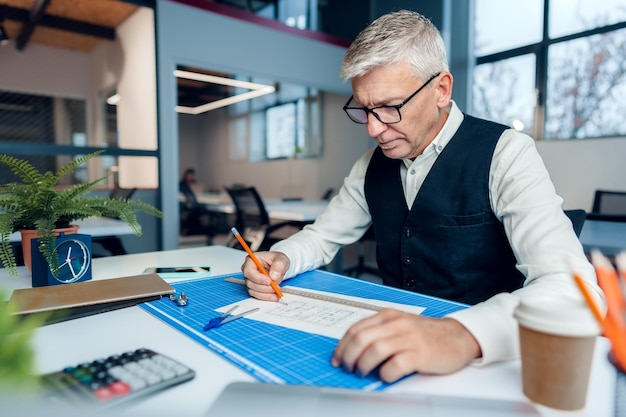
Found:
[240,251,290,302]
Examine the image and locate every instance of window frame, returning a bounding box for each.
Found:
[474,0,626,140]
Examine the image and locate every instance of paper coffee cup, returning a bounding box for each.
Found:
[514,296,601,410]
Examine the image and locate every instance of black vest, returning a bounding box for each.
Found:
[364,115,524,305]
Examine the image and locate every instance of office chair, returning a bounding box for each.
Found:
[108,186,137,201]
[587,190,626,222]
[563,209,586,237]
[92,187,138,257]
[321,188,335,200]
[179,189,226,245]
[225,186,299,252]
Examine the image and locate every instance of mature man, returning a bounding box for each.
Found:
[240,10,604,382]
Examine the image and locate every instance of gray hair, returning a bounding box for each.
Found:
[340,10,449,81]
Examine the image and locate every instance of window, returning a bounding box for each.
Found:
[472,0,626,140]
[266,102,297,159]
[227,78,322,162]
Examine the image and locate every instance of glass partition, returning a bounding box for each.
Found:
[175,66,323,162]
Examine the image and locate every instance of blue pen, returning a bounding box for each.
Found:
[203,305,260,331]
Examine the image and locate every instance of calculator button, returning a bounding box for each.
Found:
[124,377,147,390]
[110,381,131,395]
[94,387,115,402]
[141,371,162,385]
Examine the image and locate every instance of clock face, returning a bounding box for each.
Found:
[53,238,91,283]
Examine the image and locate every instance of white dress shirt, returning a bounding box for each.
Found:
[271,101,605,365]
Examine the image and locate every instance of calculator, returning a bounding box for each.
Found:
[39,348,195,407]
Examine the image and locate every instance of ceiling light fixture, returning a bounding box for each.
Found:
[173,69,276,115]
[0,22,10,46]
[106,93,121,105]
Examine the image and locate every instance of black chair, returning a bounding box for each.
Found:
[591,190,626,214]
[179,190,227,245]
[321,188,335,200]
[564,209,586,237]
[587,190,626,222]
[109,186,137,201]
[92,187,138,256]
[225,186,299,252]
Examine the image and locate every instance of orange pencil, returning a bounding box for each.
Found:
[615,251,626,302]
[590,250,626,369]
[591,251,625,327]
[231,227,287,305]
[573,272,605,325]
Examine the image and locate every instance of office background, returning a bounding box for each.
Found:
[1,0,625,254]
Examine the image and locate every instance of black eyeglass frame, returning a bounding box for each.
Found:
[342,72,441,125]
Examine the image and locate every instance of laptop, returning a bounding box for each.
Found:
[205,382,540,417]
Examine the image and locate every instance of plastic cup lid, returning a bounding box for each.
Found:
[514,296,601,337]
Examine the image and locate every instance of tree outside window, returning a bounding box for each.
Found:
[472,0,626,140]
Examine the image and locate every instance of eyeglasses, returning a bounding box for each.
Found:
[343,73,441,124]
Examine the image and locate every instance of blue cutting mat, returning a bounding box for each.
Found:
[140,269,467,391]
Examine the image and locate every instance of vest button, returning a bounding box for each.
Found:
[406,279,415,286]
[404,257,411,265]
[405,228,413,238]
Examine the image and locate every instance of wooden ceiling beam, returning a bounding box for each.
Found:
[0,4,116,51]
[16,0,52,50]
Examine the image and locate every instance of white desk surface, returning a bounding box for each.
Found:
[580,218,626,256]
[264,199,329,222]
[194,192,328,222]
[8,217,136,243]
[0,246,616,417]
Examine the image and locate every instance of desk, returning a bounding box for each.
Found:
[8,217,136,243]
[580,218,626,257]
[264,199,329,222]
[194,192,328,223]
[0,246,615,417]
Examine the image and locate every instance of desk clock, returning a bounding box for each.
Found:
[31,233,93,287]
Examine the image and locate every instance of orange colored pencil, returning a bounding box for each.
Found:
[615,252,626,302]
[590,250,626,369]
[231,227,287,305]
[573,272,605,325]
[591,251,625,327]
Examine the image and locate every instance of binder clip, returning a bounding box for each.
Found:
[169,291,188,307]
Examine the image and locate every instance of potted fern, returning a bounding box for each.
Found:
[0,151,164,277]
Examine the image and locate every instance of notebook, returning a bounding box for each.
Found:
[7,273,174,324]
[205,382,541,417]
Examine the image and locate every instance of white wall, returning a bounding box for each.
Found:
[537,138,626,211]
[0,43,89,98]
